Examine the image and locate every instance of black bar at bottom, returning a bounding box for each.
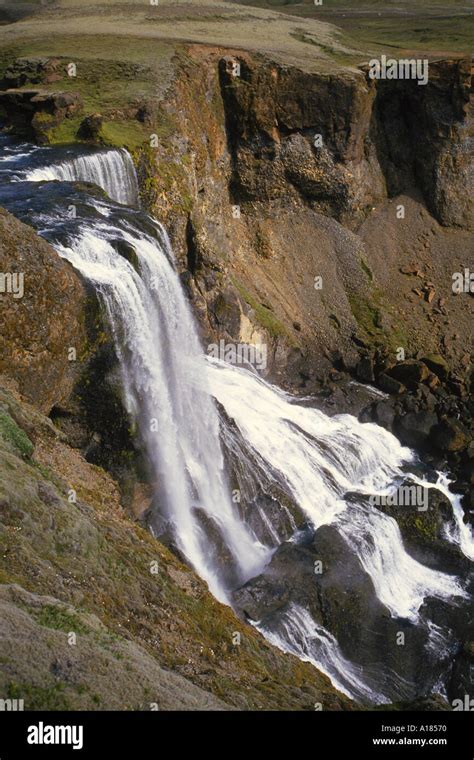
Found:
[0,710,471,758]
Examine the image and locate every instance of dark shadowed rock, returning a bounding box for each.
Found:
[421,354,450,381]
[78,113,104,141]
[378,373,406,395]
[359,399,396,432]
[395,411,438,449]
[209,287,242,338]
[386,361,430,391]
[372,401,396,431]
[356,357,375,383]
[234,524,444,703]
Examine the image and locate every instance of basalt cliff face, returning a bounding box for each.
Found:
[140,51,472,384]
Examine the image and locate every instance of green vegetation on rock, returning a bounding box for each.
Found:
[234,279,295,342]
[33,604,90,635]
[0,410,33,459]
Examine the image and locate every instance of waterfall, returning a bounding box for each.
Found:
[24,148,139,206]
[1,136,471,705]
[54,221,270,601]
[206,359,470,702]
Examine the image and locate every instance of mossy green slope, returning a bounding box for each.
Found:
[0,382,351,711]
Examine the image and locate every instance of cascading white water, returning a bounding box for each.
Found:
[206,359,470,621]
[54,221,270,601]
[5,142,269,597]
[336,506,464,620]
[258,603,391,703]
[25,149,139,206]
[206,359,471,700]
[421,473,474,562]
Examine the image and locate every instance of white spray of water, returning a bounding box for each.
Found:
[416,472,474,561]
[259,604,377,702]
[206,359,468,621]
[25,149,139,206]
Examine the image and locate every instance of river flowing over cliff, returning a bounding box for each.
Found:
[1,137,471,705]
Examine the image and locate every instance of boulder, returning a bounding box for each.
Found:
[386,360,430,390]
[359,400,396,432]
[395,411,438,449]
[432,418,470,453]
[421,353,450,381]
[372,400,396,431]
[78,113,104,141]
[377,372,406,395]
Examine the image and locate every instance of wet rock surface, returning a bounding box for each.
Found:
[233,523,471,704]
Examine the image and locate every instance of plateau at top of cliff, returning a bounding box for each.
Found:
[1,1,471,71]
[0,0,363,75]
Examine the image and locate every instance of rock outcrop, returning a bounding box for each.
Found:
[132,49,472,390]
[371,58,473,230]
[0,89,83,144]
[0,208,88,413]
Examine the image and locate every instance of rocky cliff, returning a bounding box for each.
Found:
[0,43,471,384]
[0,208,88,413]
[141,50,472,384]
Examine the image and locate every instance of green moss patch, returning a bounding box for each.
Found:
[32,604,90,635]
[233,279,295,342]
[6,680,71,710]
[0,411,34,460]
[349,290,408,352]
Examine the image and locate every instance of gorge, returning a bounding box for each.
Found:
[0,138,471,707]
